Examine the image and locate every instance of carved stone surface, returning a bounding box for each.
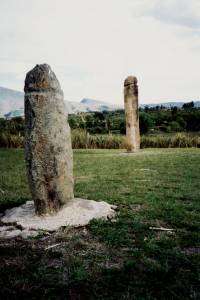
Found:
[24,64,74,215]
[124,76,140,152]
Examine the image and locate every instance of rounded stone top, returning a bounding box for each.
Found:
[124,76,137,87]
[24,64,61,93]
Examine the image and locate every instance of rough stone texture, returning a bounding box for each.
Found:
[124,76,140,152]
[1,199,116,231]
[24,64,74,215]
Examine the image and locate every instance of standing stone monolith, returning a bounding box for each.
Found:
[124,76,140,152]
[24,64,74,215]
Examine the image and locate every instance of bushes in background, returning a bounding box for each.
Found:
[0,109,200,149]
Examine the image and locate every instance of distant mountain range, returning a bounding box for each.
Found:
[0,87,121,118]
[0,86,199,118]
[140,101,200,109]
[66,98,120,114]
[0,87,24,118]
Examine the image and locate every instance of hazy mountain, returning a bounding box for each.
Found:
[80,98,121,112]
[0,87,122,117]
[0,86,199,118]
[4,108,24,119]
[65,101,89,114]
[140,101,200,108]
[0,87,23,117]
[65,98,121,114]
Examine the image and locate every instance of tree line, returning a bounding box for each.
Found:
[68,102,200,135]
[0,101,199,136]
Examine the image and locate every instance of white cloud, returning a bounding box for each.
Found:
[133,0,200,29]
[0,0,199,105]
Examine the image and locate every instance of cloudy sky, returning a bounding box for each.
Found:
[0,0,200,104]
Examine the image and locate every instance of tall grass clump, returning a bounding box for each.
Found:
[0,133,24,148]
[0,130,199,149]
[72,129,125,149]
[141,133,200,148]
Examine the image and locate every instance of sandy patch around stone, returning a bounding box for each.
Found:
[1,198,117,232]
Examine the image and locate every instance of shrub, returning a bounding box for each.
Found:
[139,112,155,134]
[169,121,182,132]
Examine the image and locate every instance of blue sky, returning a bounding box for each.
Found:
[0,0,200,104]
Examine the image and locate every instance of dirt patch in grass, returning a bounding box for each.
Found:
[0,226,127,299]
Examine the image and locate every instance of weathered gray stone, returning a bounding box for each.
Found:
[24,64,74,215]
[124,76,140,152]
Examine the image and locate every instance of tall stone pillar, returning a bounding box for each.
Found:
[124,76,140,152]
[24,64,74,215]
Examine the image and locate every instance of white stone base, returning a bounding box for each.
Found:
[0,226,38,239]
[1,198,116,231]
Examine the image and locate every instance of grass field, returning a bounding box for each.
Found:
[0,148,200,299]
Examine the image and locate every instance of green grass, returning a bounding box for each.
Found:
[0,148,200,299]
